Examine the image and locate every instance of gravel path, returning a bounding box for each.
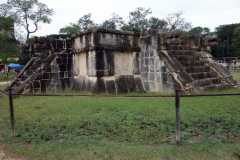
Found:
[0,81,8,85]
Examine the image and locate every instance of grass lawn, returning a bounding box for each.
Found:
[0,73,17,82]
[0,73,240,159]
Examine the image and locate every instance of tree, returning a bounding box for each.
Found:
[211,23,240,57]
[7,0,54,39]
[100,13,123,30]
[0,3,25,43]
[181,26,211,37]
[59,8,190,34]
[188,27,210,35]
[121,7,152,32]
[147,17,167,30]
[59,23,81,35]
[0,4,16,39]
[0,4,30,66]
[0,26,20,73]
[165,11,192,31]
[100,20,116,29]
[77,13,96,31]
[0,53,18,74]
[121,7,167,32]
[59,14,96,35]
[230,26,240,56]
[0,3,12,17]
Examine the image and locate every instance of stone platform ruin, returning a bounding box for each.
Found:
[4,28,239,94]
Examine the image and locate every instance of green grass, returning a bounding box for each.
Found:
[0,73,17,82]
[3,140,240,159]
[0,72,240,159]
[0,84,7,90]
[232,72,240,82]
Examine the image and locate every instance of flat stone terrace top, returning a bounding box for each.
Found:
[71,27,141,53]
[71,27,140,38]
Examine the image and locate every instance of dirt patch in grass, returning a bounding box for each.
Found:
[0,143,25,160]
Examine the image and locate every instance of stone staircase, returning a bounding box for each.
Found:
[170,48,230,91]
[4,53,56,94]
[4,34,73,94]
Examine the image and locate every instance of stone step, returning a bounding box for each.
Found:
[201,83,230,91]
[195,78,211,86]
[194,77,222,86]
[179,61,205,67]
[211,77,222,84]
[184,50,195,56]
[185,66,211,73]
[189,71,218,80]
[171,50,195,56]
[176,55,199,61]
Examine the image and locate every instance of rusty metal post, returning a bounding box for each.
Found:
[175,89,180,144]
[8,88,15,137]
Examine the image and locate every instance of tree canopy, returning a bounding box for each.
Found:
[99,13,123,30]
[59,23,81,35]
[211,23,240,57]
[1,0,54,40]
[0,17,20,59]
[0,17,20,70]
[59,8,188,35]
[59,13,96,35]
[165,11,192,31]
[0,0,54,65]
[181,26,211,37]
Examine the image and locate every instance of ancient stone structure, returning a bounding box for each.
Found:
[4,28,239,94]
[214,57,240,71]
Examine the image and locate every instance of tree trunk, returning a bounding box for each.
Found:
[227,34,229,57]
[4,64,7,74]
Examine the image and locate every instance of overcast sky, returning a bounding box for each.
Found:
[1,0,240,37]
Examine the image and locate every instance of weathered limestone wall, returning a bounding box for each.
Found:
[140,30,174,93]
[70,28,144,94]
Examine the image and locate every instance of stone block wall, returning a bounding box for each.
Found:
[39,53,73,93]
[23,35,73,93]
[140,29,175,93]
[12,27,237,95]
[71,28,144,94]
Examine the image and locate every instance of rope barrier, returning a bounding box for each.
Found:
[1,89,240,97]
[14,114,240,119]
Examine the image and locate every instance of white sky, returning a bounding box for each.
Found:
[1,0,240,37]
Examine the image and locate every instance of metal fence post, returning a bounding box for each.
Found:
[175,89,180,144]
[8,88,15,137]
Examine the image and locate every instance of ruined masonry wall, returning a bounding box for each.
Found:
[72,50,144,94]
[15,28,238,94]
[140,33,174,93]
[21,34,73,93]
[23,53,73,94]
[69,29,144,94]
